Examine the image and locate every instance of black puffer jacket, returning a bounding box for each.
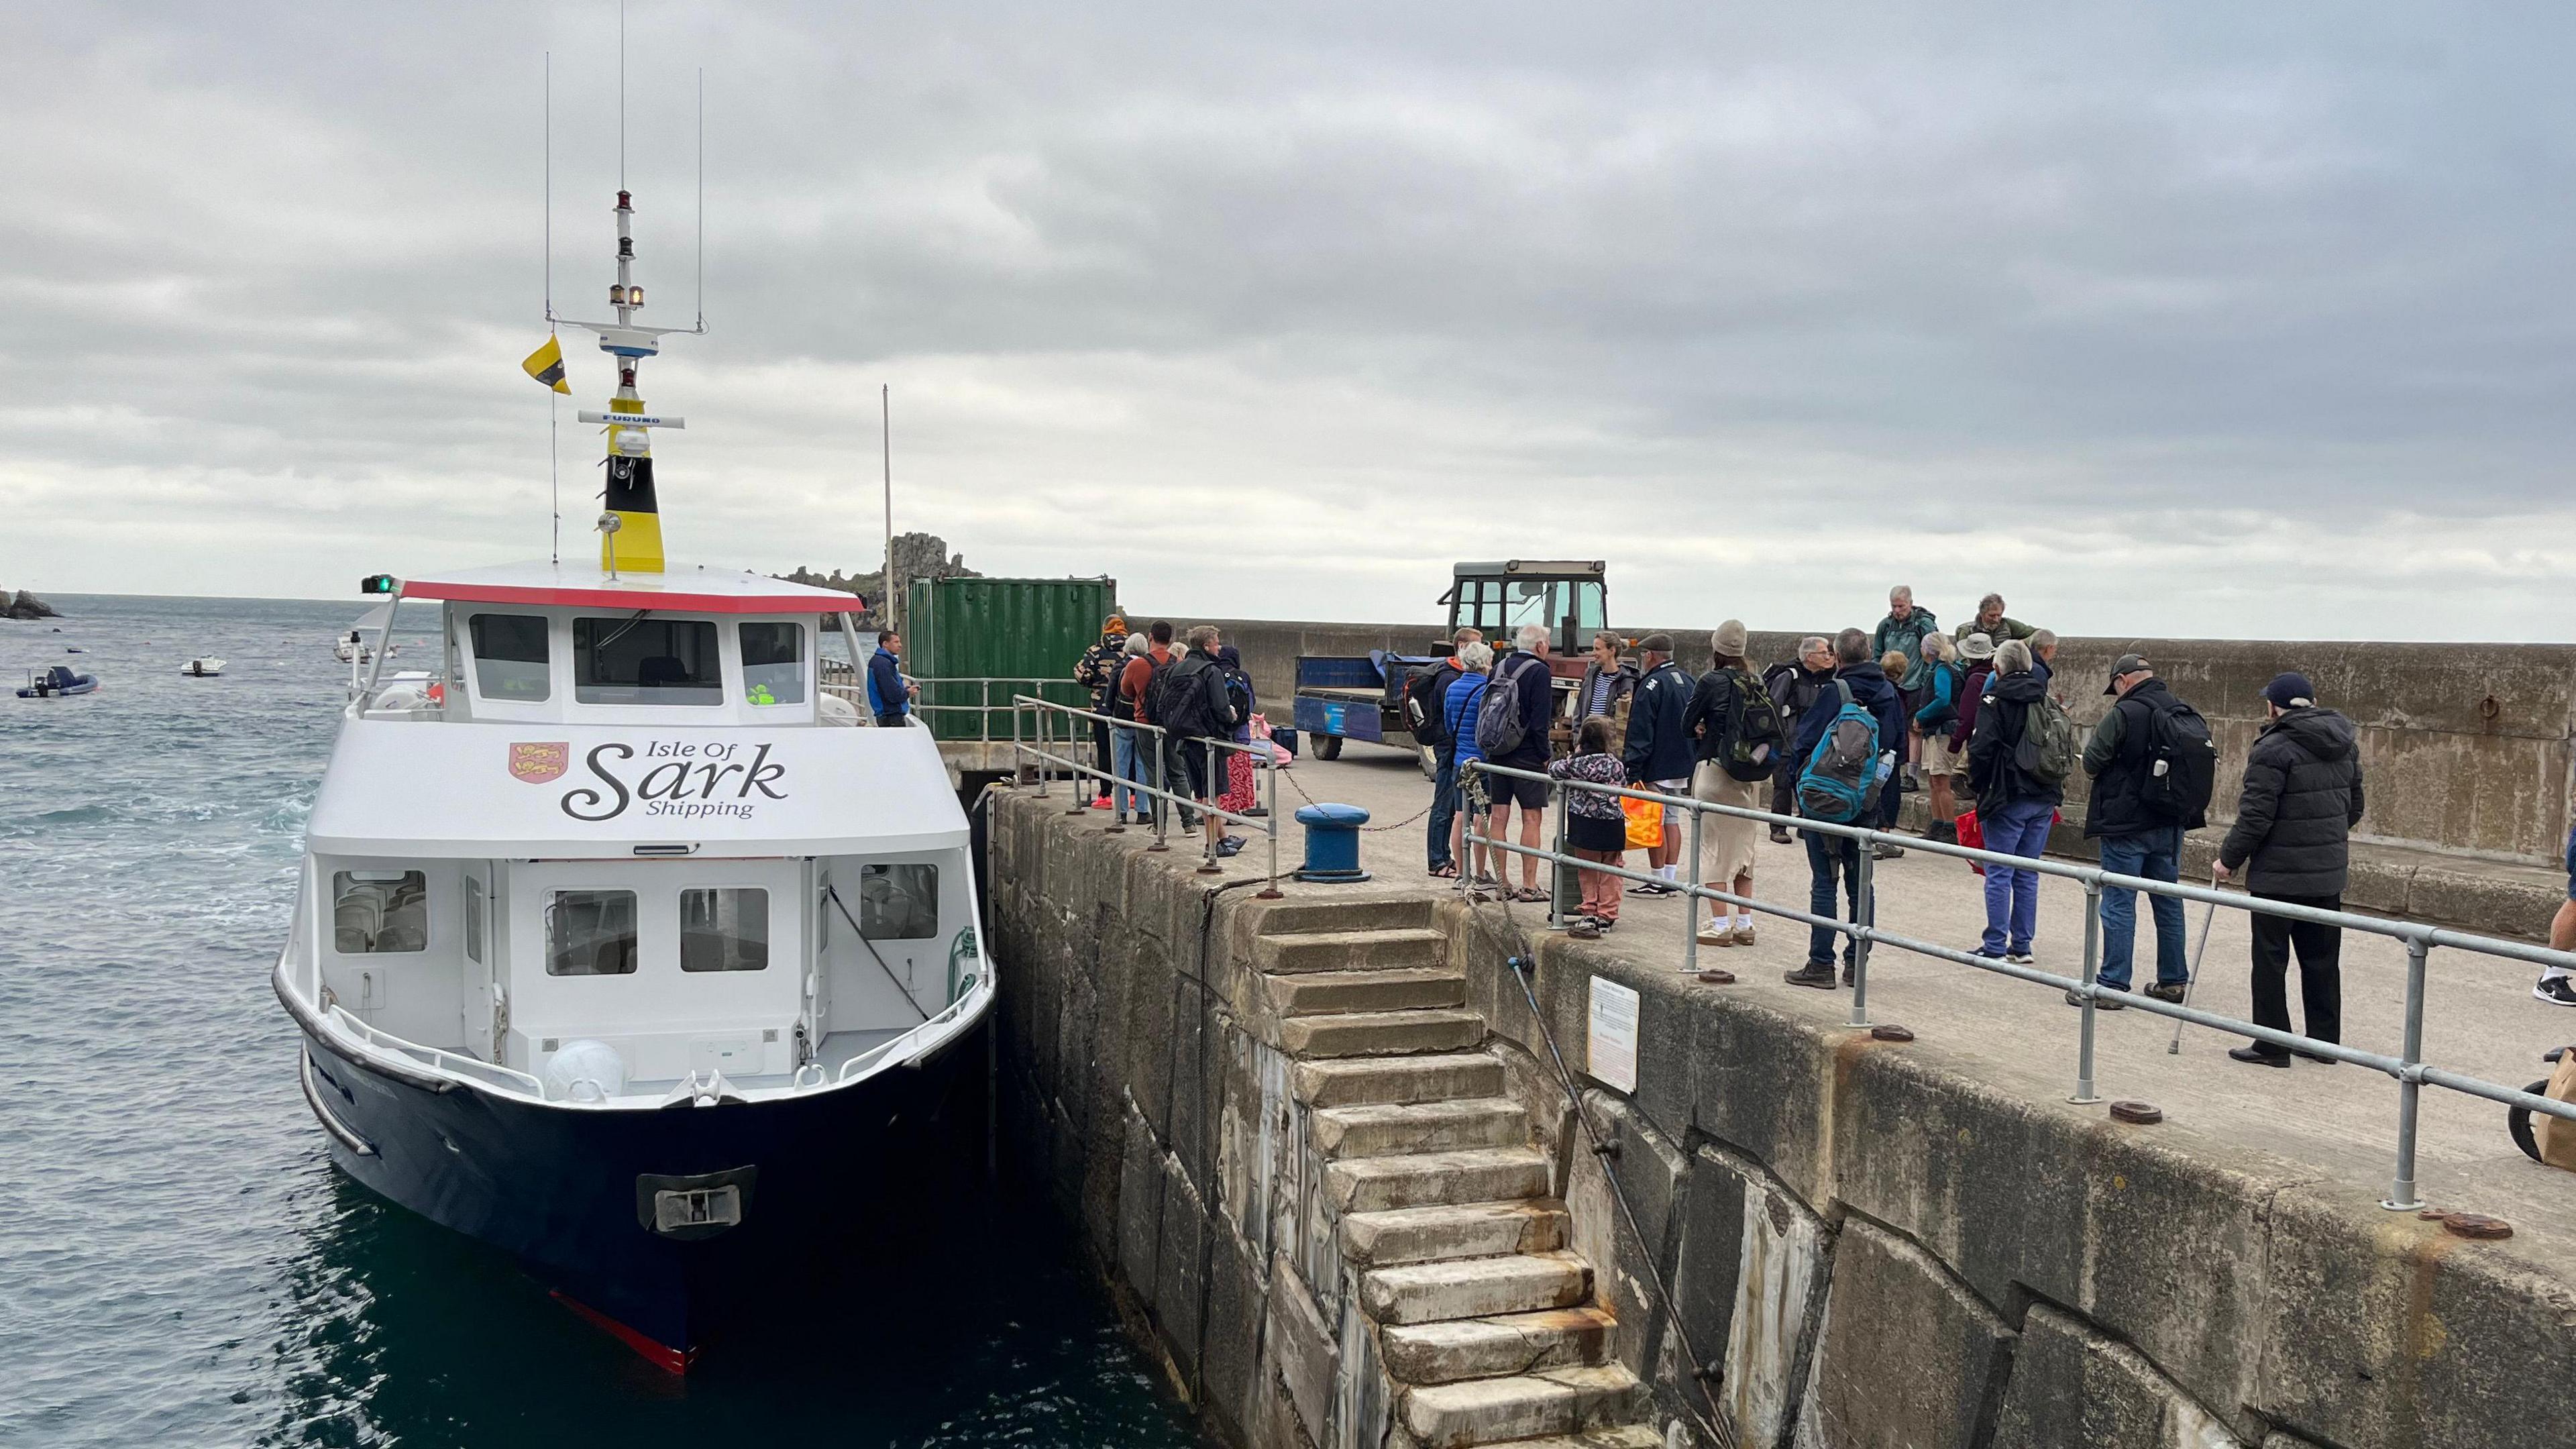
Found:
[1965,670,2064,816]
[2219,706,2364,898]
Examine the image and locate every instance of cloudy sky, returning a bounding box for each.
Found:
[5,4,2571,639]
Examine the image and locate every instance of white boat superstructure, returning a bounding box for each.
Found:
[182,657,225,677]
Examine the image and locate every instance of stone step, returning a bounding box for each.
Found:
[1270,967,1466,1017]
[1316,1097,1528,1160]
[1255,896,1437,937]
[1380,1305,1617,1385]
[1294,1052,1504,1108]
[1281,1007,1485,1059]
[1325,1146,1552,1214]
[1342,1199,1568,1267]
[1458,1428,1662,1449]
[1260,926,1446,974]
[1398,1365,1650,1449]
[1361,1250,1592,1326]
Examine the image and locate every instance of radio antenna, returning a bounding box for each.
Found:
[695,68,704,331]
[546,50,559,564]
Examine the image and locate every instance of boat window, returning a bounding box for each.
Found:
[739,623,806,706]
[547,890,638,975]
[857,863,937,940]
[469,614,551,702]
[574,616,722,706]
[464,876,484,965]
[334,871,427,954]
[680,888,769,971]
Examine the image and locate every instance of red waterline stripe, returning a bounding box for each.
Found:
[551,1289,697,1375]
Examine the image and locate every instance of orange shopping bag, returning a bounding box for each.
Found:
[1623,793,1662,850]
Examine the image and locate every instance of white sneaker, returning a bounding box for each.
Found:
[2535,975,2576,1007]
[1731,919,1758,947]
[2005,951,2035,966]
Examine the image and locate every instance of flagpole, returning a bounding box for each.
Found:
[546,52,558,565]
[882,383,894,633]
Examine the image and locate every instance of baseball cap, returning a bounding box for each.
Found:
[2262,672,2316,710]
[2104,653,2151,695]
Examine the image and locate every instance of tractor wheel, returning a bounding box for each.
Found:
[1314,733,1344,761]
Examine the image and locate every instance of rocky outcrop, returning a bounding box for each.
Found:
[778,532,977,622]
[3,589,62,621]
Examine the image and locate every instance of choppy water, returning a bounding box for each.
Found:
[0,594,1203,1449]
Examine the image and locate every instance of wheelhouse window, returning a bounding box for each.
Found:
[857,863,938,940]
[739,623,806,706]
[464,876,484,965]
[468,614,551,702]
[681,888,769,971]
[574,616,722,706]
[547,890,637,975]
[334,871,427,954]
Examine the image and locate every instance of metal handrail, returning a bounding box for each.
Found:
[1462,759,2576,1213]
[823,674,1080,741]
[327,1004,552,1099]
[833,980,985,1084]
[1012,695,1283,894]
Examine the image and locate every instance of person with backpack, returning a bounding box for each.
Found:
[1153,626,1246,860]
[1618,633,1695,895]
[1479,624,1558,902]
[1444,641,1498,885]
[2080,653,2214,1005]
[1682,620,1779,947]
[1120,621,1178,828]
[1947,632,1996,763]
[1784,629,1907,988]
[1910,632,1967,843]
[2214,672,2365,1067]
[1074,613,1130,809]
[1106,632,1154,823]
[1762,637,1835,845]
[1416,627,1481,879]
[1966,639,2067,967]
[1214,644,1260,841]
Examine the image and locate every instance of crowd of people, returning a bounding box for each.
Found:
[1071,614,1270,859]
[1386,585,2570,1066]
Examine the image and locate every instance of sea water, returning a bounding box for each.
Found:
[0,594,1205,1449]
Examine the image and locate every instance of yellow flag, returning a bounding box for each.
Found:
[521,334,571,394]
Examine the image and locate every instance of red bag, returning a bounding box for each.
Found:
[1954,810,1986,877]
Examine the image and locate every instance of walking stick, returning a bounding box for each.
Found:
[2167,873,2222,1055]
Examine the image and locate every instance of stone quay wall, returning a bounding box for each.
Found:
[987,786,2576,1449]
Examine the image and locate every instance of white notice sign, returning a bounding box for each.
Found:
[1588,976,1640,1093]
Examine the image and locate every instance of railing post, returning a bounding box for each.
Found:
[1850,830,1874,1027]
[1011,696,1024,785]
[1034,704,1051,798]
[2383,938,2430,1211]
[1197,738,1224,875]
[1548,779,1568,930]
[1258,743,1283,899]
[1682,802,1703,976]
[2072,879,2104,1104]
[1147,729,1171,853]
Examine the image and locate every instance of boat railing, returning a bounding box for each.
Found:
[823,674,1071,741]
[831,978,984,1085]
[327,1005,552,1100]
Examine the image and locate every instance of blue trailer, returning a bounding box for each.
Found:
[1290,649,1438,770]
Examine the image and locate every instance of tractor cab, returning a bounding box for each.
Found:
[1440,561,1607,672]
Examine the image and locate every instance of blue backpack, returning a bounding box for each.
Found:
[1794,680,1887,824]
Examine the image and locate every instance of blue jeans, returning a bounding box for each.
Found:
[1804,830,1867,967]
[1428,749,1459,870]
[2098,826,2188,989]
[1979,797,2053,956]
[1111,727,1148,815]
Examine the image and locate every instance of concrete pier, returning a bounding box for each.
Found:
[987,751,2576,1449]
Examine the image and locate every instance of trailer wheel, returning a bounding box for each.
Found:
[2510,1079,2553,1163]
[1418,747,1438,780]
[1314,733,1343,761]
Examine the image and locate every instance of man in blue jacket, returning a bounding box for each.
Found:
[866,629,914,728]
[1783,629,1907,988]
[1622,633,1695,894]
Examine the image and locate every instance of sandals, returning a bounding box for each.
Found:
[1509,887,1548,904]
[1429,863,1460,879]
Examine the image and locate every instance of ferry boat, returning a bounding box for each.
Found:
[275,178,994,1373]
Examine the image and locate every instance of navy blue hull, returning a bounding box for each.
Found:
[298,1027,983,1367]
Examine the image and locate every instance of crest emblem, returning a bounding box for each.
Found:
[509,742,570,784]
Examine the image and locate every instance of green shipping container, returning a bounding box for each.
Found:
[904,575,1120,741]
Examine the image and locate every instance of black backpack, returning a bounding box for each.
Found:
[2139,697,2218,829]
[1406,663,1460,746]
[1220,663,1253,731]
[1699,667,1787,782]
[1142,655,1197,735]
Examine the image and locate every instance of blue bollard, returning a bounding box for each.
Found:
[1294,802,1372,883]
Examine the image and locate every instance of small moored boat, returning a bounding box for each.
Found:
[18,665,98,698]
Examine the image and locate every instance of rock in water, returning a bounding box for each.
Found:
[3,589,62,621]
